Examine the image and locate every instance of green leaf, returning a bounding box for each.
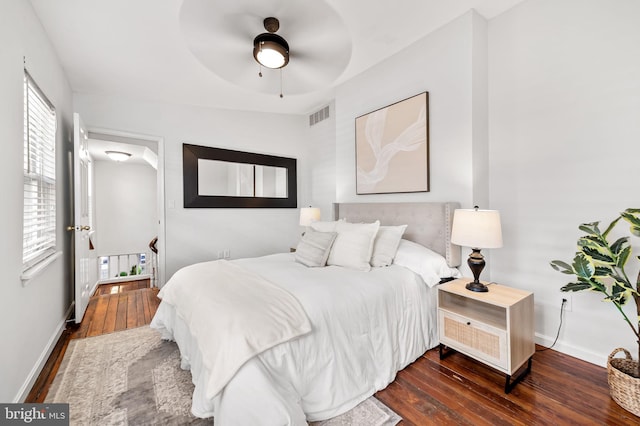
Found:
[579,222,601,235]
[561,281,592,292]
[620,210,640,237]
[603,217,622,238]
[617,245,631,268]
[581,276,607,293]
[604,294,628,305]
[578,236,613,262]
[572,254,594,279]
[581,246,615,264]
[578,235,608,250]
[611,274,633,291]
[621,210,640,227]
[611,237,630,255]
[550,260,574,274]
[594,265,613,276]
[607,283,630,305]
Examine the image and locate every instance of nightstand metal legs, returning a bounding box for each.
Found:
[439,343,455,360]
[439,345,533,394]
[504,357,532,394]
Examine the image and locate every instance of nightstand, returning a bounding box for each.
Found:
[437,278,535,393]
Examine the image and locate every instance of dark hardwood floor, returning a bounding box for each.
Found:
[27,280,636,424]
[376,347,637,425]
[25,280,159,403]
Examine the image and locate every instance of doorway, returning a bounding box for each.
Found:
[86,129,166,290]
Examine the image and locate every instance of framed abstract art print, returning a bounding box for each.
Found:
[355,92,429,194]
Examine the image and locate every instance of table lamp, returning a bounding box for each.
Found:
[299,207,321,233]
[450,206,503,292]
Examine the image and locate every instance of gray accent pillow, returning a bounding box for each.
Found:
[295,230,338,267]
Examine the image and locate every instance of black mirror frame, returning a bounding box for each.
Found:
[183,143,297,208]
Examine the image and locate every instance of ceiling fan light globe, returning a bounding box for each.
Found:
[257,47,286,68]
[253,33,289,69]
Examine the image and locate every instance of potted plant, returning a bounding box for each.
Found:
[550,208,640,416]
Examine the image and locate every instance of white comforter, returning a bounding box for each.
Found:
[154,259,312,399]
[151,253,440,425]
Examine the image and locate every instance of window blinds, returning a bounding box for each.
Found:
[23,71,57,270]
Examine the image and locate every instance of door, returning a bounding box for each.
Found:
[72,113,96,323]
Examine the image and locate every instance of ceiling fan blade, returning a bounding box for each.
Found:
[180,0,352,95]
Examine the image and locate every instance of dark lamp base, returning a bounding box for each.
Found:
[466,248,489,292]
[465,280,489,292]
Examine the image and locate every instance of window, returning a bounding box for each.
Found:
[23,71,57,271]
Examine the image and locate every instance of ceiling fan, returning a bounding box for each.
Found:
[179,0,352,97]
[253,17,289,97]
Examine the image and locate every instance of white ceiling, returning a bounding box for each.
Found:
[29,0,524,115]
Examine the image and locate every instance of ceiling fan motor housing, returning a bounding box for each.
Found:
[263,17,279,33]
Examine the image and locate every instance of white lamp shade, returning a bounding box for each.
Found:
[299,207,321,226]
[451,209,503,249]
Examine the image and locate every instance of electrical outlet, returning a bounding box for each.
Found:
[561,294,572,312]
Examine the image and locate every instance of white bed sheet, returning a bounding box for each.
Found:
[151,252,440,425]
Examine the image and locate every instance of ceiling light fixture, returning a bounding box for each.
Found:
[253,17,288,98]
[105,151,131,162]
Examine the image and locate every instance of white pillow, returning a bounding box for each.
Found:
[393,239,461,287]
[310,219,343,233]
[295,229,337,267]
[371,225,408,267]
[327,220,380,272]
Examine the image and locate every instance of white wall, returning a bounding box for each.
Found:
[489,0,640,365]
[327,1,640,367]
[330,11,489,280]
[334,11,487,212]
[74,94,309,280]
[0,0,73,402]
[306,101,337,220]
[93,160,158,258]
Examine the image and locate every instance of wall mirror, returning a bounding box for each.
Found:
[183,143,297,208]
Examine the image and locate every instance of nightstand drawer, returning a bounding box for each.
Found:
[439,310,508,370]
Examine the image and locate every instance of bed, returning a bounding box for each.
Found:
[150,201,461,425]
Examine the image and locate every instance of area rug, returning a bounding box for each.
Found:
[46,326,401,425]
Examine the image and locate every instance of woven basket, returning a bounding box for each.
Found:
[608,348,640,417]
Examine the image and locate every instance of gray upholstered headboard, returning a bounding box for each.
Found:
[334,202,461,268]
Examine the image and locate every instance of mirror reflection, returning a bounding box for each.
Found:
[183,143,296,208]
[198,159,288,198]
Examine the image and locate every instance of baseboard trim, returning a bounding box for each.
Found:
[14,304,74,403]
[89,279,99,298]
[535,332,606,367]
